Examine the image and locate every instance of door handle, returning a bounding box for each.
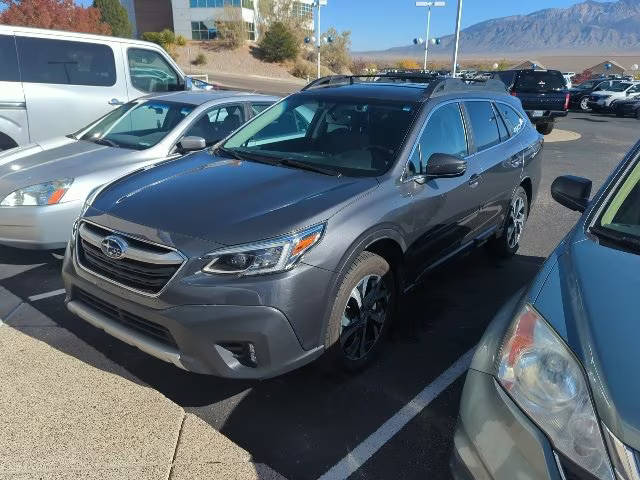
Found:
[468,174,481,188]
[108,98,124,106]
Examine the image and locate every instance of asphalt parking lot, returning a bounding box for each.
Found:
[1,112,638,480]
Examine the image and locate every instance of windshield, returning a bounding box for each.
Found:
[221,96,418,177]
[77,100,194,150]
[607,82,633,92]
[576,81,597,89]
[597,160,640,239]
[514,70,566,92]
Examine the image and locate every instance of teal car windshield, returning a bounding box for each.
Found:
[77,101,194,150]
[221,97,418,177]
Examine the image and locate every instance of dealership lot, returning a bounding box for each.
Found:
[1,112,638,480]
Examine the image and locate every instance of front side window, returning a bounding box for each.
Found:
[16,37,116,87]
[222,97,418,177]
[607,82,632,92]
[407,102,467,177]
[0,35,19,82]
[599,161,640,239]
[77,100,193,150]
[186,104,245,145]
[494,103,525,136]
[464,101,500,152]
[128,48,180,93]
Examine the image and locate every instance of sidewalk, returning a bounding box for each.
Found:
[0,287,285,480]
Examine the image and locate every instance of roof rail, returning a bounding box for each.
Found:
[300,74,508,98]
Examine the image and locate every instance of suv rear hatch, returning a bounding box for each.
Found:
[512,70,568,112]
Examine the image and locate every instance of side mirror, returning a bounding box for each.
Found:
[178,136,206,153]
[426,153,467,178]
[551,175,592,212]
[184,76,193,91]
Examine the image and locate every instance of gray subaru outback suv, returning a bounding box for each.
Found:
[62,76,544,379]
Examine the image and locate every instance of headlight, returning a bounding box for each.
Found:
[0,178,73,206]
[497,305,614,480]
[203,223,325,276]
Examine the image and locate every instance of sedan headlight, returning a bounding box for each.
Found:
[497,305,614,480]
[203,223,325,276]
[0,178,73,206]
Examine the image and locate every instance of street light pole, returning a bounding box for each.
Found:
[451,0,463,77]
[314,0,327,79]
[416,2,445,72]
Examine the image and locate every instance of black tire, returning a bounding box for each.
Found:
[487,186,529,259]
[0,132,17,151]
[536,122,554,135]
[579,97,590,111]
[323,251,396,372]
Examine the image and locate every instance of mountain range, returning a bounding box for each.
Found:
[358,0,640,57]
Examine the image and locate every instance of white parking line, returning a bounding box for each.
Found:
[28,289,66,302]
[317,347,476,480]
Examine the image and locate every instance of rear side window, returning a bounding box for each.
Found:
[407,102,467,177]
[464,101,500,152]
[0,35,19,82]
[494,103,525,136]
[492,104,509,141]
[514,70,566,93]
[128,48,180,93]
[251,103,271,116]
[16,37,116,87]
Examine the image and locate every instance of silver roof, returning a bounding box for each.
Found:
[141,90,280,106]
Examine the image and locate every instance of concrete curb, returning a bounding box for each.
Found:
[0,286,286,480]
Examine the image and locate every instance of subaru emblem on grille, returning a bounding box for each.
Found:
[101,235,128,260]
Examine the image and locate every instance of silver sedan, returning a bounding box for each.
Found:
[0,90,278,249]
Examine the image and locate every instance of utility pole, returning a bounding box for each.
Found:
[415,2,445,71]
[451,0,463,77]
[315,0,328,79]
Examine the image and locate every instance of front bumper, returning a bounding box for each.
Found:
[452,370,566,480]
[62,240,327,379]
[0,200,82,249]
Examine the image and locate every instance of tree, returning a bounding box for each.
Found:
[215,5,245,49]
[396,59,421,70]
[319,28,351,74]
[257,0,310,41]
[92,0,132,38]
[0,0,111,35]
[259,21,299,62]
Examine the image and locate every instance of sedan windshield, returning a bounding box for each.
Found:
[596,160,640,242]
[76,100,194,150]
[221,97,418,177]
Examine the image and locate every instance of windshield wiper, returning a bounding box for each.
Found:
[92,138,120,148]
[279,158,340,177]
[215,146,279,166]
[589,225,640,252]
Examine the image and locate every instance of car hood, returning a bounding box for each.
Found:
[0,136,76,167]
[0,139,147,197]
[86,152,379,247]
[535,229,640,450]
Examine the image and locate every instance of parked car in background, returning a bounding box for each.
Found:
[451,140,640,480]
[62,76,543,379]
[491,69,568,135]
[568,78,623,111]
[0,91,276,249]
[0,25,214,151]
[588,81,640,112]
[613,97,640,118]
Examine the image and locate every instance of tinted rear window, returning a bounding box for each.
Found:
[464,101,500,152]
[0,35,19,82]
[515,71,566,93]
[16,37,116,87]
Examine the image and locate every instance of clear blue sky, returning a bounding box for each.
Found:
[77,0,609,51]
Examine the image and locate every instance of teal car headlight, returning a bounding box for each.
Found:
[497,304,614,480]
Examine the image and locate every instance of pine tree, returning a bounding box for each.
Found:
[92,0,132,38]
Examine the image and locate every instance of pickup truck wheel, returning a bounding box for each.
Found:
[323,251,396,372]
[487,186,529,259]
[536,122,554,135]
[579,97,590,111]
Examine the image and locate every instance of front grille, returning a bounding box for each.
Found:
[75,289,178,349]
[77,222,183,295]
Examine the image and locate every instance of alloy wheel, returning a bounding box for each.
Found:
[507,195,526,249]
[340,274,390,361]
[580,97,589,111]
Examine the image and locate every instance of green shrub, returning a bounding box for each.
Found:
[290,59,314,79]
[192,53,207,66]
[176,35,188,46]
[93,0,133,38]
[142,29,176,50]
[259,22,299,62]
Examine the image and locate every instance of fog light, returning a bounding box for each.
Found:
[218,342,258,368]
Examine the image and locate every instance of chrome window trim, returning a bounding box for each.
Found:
[0,102,26,110]
[401,97,525,183]
[75,218,187,298]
